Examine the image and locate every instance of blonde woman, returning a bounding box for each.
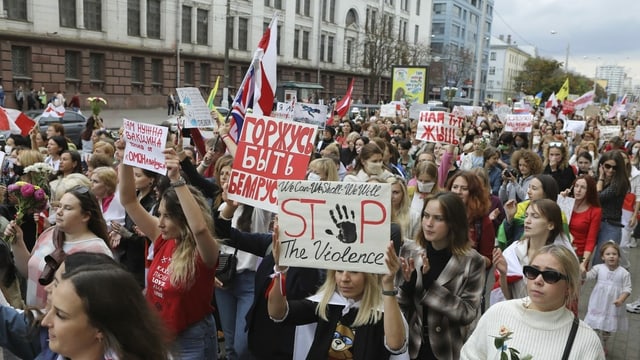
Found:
[308,157,339,182]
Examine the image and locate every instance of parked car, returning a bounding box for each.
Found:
[34,110,87,148]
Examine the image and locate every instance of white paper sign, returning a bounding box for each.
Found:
[416,111,461,145]
[564,120,586,134]
[598,125,621,142]
[409,104,431,120]
[556,195,576,225]
[176,87,214,128]
[292,103,328,128]
[277,180,391,274]
[504,114,533,133]
[380,104,397,117]
[634,126,640,141]
[122,119,168,175]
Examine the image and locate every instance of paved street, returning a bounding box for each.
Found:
[98,107,168,129]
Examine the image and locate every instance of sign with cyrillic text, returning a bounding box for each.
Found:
[504,114,533,133]
[176,87,214,128]
[277,180,391,273]
[416,111,461,145]
[227,115,316,212]
[122,119,168,175]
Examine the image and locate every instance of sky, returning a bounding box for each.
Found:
[492,0,640,85]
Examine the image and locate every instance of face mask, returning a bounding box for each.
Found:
[515,140,524,147]
[633,148,640,156]
[12,164,23,177]
[532,136,541,145]
[417,181,435,193]
[498,144,509,151]
[364,161,383,175]
[307,172,322,181]
[4,146,11,154]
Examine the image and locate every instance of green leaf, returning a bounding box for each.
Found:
[501,352,509,360]
[494,338,504,349]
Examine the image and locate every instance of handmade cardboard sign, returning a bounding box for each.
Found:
[504,114,533,133]
[122,119,168,175]
[416,111,461,145]
[176,87,214,128]
[277,180,391,274]
[227,115,316,212]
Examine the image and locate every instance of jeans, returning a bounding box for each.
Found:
[592,220,622,266]
[216,270,256,360]
[173,313,217,360]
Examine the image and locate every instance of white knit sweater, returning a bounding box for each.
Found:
[460,297,605,360]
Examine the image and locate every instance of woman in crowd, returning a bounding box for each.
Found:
[483,146,502,196]
[49,150,83,199]
[343,143,393,182]
[390,176,413,241]
[543,140,576,192]
[499,149,543,203]
[308,157,339,182]
[91,166,126,231]
[575,151,596,178]
[562,175,601,271]
[471,167,505,233]
[592,150,630,266]
[340,132,360,170]
[408,160,440,237]
[44,135,68,172]
[268,241,408,360]
[492,199,575,304]
[5,184,112,307]
[462,245,604,359]
[43,259,170,359]
[397,192,485,359]
[92,141,115,160]
[119,148,219,358]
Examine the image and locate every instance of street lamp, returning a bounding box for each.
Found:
[550,30,570,72]
[442,86,458,111]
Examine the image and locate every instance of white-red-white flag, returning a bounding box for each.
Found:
[608,94,627,119]
[573,90,595,111]
[40,102,65,118]
[0,107,36,136]
[334,78,355,119]
[544,92,556,120]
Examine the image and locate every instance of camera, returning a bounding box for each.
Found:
[503,168,518,178]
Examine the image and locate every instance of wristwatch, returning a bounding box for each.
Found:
[382,288,399,296]
[170,177,187,188]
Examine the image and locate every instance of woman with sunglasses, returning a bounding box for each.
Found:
[592,150,630,266]
[543,140,576,192]
[491,199,575,305]
[462,245,604,359]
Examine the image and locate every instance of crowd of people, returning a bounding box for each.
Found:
[0,99,638,359]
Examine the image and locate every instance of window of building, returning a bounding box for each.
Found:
[432,23,445,35]
[147,0,161,39]
[433,3,445,15]
[196,9,208,45]
[453,5,461,18]
[327,35,334,63]
[4,0,27,21]
[490,51,496,61]
[184,61,194,86]
[151,59,162,85]
[200,63,210,86]
[59,0,76,28]
[65,51,81,81]
[294,29,300,58]
[127,0,140,36]
[399,19,407,41]
[401,0,408,11]
[89,53,104,81]
[182,6,192,43]
[302,30,310,59]
[11,46,30,78]
[131,57,144,83]
[83,0,101,30]
[321,0,335,23]
[320,34,325,61]
[487,80,493,89]
[414,25,419,44]
[274,0,282,9]
[416,0,421,15]
[346,38,352,65]
[304,73,311,82]
[488,66,495,75]
[238,18,248,50]
[296,0,310,16]
[452,24,460,38]
[294,72,301,81]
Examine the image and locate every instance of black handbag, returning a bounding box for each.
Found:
[215,246,239,287]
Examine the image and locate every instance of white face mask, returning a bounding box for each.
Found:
[3,145,11,154]
[417,181,435,193]
[307,172,322,181]
[532,136,541,145]
[364,161,383,175]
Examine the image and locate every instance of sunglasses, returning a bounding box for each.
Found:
[603,163,617,170]
[548,141,563,148]
[522,265,567,284]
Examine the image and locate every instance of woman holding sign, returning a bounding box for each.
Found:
[397,192,485,360]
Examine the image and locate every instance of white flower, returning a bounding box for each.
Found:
[24,162,55,175]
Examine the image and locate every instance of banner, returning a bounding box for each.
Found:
[277,180,391,274]
[504,114,533,133]
[416,111,462,145]
[227,115,317,212]
[409,104,430,120]
[564,120,586,134]
[391,66,428,104]
[598,125,621,143]
[122,119,168,175]
[176,87,215,128]
[292,103,328,128]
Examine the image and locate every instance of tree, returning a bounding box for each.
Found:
[513,57,598,99]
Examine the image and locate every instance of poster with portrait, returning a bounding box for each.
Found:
[391,66,428,105]
[277,180,391,274]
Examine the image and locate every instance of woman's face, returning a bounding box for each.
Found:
[518,158,531,177]
[56,193,89,234]
[422,200,449,248]
[523,204,553,240]
[90,173,110,199]
[335,270,365,300]
[450,177,469,205]
[572,179,588,201]
[391,183,404,208]
[355,140,365,155]
[526,253,569,312]
[35,133,45,147]
[42,279,102,359]
[218,165,232,184]
[133,168,154,192]
[602,159,617,179]
[548,148,563,164]
[59,153,76,174]
[46,126,59,139]
[577,157,591,173]
[342,122,352,134]
[393,129,404,138]
[47,139,61,156]
[157,200,180,240]
[527,178,545,201]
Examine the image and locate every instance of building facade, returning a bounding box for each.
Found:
[596,65,626,99]
[0,0,433,110]
[485,34,534,103]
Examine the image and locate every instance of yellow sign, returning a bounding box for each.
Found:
[392,66,428,104]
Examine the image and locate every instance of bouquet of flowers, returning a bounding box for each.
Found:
[87,96,107,116]
[23,162,54,194]
[4,181,48,243]
[491,326,532,360]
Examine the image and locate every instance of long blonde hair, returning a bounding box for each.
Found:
[316,270,383,327]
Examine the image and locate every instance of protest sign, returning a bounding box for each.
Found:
[635,126,640,141]
[292,103,328,128]
[409,104,430,120]
[556,195,575,225]
[380,104,397,117]
[495,105,512,121]
[122,119,168,175]
[277,180,391,274]
[176,87,214,128]
[460,105,482,116]
[503,114,533,133]
[227,115,317,212]
[564,120,586,134]
[416,111,462,145]
[598,125,621,143]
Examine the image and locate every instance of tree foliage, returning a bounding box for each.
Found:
[513,57,599,99]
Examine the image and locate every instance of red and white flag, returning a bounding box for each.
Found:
[0,107,36,136]
[572,90,595,111]
[40,102,65,118]
[229,14,278,143]
[608,94,627,119]
[334,78,355,120]
[544,92,556,120]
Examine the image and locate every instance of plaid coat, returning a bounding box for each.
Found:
[398,249,485,360]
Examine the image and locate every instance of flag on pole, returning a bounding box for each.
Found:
[334,78,355,119]
[534,91,543,106]
[556,78,569,101]
[207,76,220,110]
[572,90,595,111]
[608,93,627,119]
[0,107,36,136]
[40,103,65,118]
[544,92,556,120]
[229,14,278,143]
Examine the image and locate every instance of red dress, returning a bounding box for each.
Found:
[569,206,602,258]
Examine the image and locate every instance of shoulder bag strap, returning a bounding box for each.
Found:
[561,314,579,360]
